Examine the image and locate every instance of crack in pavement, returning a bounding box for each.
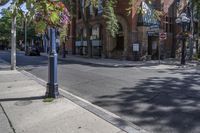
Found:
[0,103,16,133]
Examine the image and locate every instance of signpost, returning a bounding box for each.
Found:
[158,32,167,64]
[159,32,167,40]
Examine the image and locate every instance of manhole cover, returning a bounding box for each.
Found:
[15,100,32,106]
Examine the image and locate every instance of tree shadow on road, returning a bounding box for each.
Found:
[93,70,200,133]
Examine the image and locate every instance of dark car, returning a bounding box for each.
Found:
[27,46,40,56]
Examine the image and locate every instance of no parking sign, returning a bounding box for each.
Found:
[159,32,167,40]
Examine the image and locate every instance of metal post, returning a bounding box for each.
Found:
[46,27,59,98]
[181,23,186,65]
[24,19,28,55]
[11,14,16,70]
[181,38,186,65]
[62,42,66,58]
[189,2,194,60]
[158,40,161,64]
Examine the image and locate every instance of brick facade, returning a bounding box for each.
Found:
[66,0,192,60]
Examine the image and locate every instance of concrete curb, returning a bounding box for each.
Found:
[41,53,178,69]
[20,70,149,133]
[41,53,140,68]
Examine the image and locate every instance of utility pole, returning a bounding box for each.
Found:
[189,1,194,60]
[24,18,28,55]
[11,7,16,70]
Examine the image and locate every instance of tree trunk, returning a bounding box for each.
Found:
[85,24,92,57]
[11,14,16,70]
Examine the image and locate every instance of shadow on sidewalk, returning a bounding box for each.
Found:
[0,96,45,102]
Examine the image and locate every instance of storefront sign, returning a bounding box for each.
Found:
[147,31,159,36]
[149,24,160,31]
[133,43,139,52]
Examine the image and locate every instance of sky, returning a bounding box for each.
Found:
[0,0,27,18]
[0,0,11,12]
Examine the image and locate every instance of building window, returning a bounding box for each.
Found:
[165,16,173,33]
[91,25,101,40]
[89,4,94,16]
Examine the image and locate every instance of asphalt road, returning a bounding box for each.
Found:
[1,51,200,133]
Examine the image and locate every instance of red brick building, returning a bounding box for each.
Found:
[66,0,192,60]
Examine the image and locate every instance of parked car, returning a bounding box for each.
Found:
[27,46,40,56]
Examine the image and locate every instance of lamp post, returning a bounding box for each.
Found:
[175,13,190,65]
[21,4,29,55]
[24,17,28,55]
[46,27,59,98]
[44,0,60,98]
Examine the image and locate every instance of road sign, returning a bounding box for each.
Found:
[149,24,160,31]
[159,32,167,40]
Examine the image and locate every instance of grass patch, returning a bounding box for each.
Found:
[43,97,54,102]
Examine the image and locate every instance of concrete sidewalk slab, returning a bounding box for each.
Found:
[0,70,127,133]
[0,104,14,133]
[0,58,10,70]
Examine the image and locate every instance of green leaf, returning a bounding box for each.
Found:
[50,11,59,24]
[35,20,47,33]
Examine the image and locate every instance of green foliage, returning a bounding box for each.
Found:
[103,0,119,37]
[0,8,36,45]
[0,9,12,44]
[59,25,68,43]
[43,97,54,102]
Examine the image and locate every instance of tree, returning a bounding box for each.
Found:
[0,0,9,6]
[0,0,70,70]
[189,0,200,59]
[0,9,12,48]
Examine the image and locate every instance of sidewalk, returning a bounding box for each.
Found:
[0,69,128,133]
[41,52,200,69]
[0,58,10,70]
[0,69,130,133]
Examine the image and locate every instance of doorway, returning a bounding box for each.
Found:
[148,36,158,60]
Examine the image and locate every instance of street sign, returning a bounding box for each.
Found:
[149,24,160,31]
[159,32,167,40]
[147,31,159,36]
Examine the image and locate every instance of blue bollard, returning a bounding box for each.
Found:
[46,28,59,98]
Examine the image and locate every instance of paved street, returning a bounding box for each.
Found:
[0,51,200,133]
